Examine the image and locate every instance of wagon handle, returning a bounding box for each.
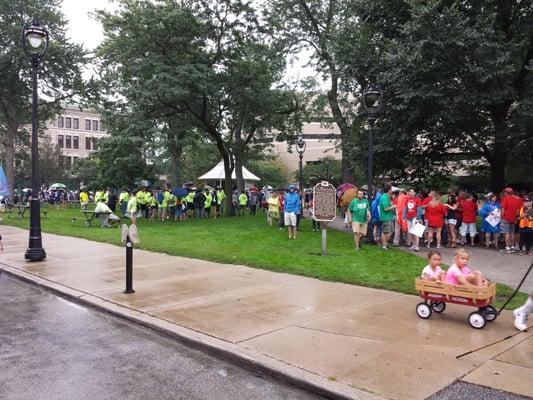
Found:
[497,261,533,315]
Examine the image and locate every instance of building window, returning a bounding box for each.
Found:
[57,117,64,128]
[58,135,64,148]
[85,137,91,150]
[65,135,71,149]
[93,120,99,131]
[92,138,98,150]
[85,119,91,130]
[65,117,71,129]
[73,118,79,129]
[73,136,79,149]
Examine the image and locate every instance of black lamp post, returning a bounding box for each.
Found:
[362,85,383,207]
[22,21,48,261]
[295,136,306,192]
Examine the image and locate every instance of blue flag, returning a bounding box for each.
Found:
[0,165,10,196]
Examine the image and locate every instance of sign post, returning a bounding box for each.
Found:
[312,182,337,256]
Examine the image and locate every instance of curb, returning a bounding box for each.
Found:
[0,262,383,400]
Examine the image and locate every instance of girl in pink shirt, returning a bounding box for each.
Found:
[445,248,488,286]
[421,250,445,281]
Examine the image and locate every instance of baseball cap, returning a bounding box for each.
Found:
[503,187,513,193]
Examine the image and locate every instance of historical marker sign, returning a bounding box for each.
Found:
[313,181,336,222]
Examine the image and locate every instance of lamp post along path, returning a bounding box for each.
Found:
[22,21,48,261]
[362,86,383,236]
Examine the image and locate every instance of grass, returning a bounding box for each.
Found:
[1,207,527,309]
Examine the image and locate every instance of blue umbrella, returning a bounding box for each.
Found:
[0,165,10,196]
[172,187,189,198]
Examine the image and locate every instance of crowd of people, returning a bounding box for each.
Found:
[355,184,533,255]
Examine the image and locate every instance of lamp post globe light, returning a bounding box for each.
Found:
[362,85,383,207]
[295,136,306,192]
[22,21,48,261]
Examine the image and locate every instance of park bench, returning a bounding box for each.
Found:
[13,205,48,219]
[73,210,117,228]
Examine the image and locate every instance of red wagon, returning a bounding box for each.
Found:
[415,278,498,329]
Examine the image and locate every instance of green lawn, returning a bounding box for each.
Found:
[1,207,526,309]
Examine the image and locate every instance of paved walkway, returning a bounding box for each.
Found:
[328,216,533,294]
[1,226,532,400]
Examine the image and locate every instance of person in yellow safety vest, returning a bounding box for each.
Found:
[158,188,171,222]
[168,192,176,220]
[137,188,147,218]
[118,189,129,216]
[238,191,248,217]
[103,189,109,204]
[204,189,212,218]
[145,190,154,221]
[79,188,89,211]
[185,191,195,218]
[126,189,138,225]
[94,189,103,203]
[217,187,226,217]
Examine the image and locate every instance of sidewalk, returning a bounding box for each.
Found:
[328,217,533,294]
[1,226,532,400]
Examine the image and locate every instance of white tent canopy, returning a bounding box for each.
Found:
[198,161,260,181]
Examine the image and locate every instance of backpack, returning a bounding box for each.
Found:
[156,192,164,204]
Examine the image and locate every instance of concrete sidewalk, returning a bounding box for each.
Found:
[328,216,533,294]
[1,226,532,400]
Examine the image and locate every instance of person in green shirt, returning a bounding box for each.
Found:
[347,190,371,251]
[118,189,129,216]
[379,184,396,250]
[217,187,226,217]
[126,189,138,225]
[137,188,147,218]
[168,192,176,220]
[204,189,212,218]
[157,188,171,221]
[238,192,248,217]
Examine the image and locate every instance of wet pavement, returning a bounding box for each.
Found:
[427,382,530,400]
[0,274,320,400]
[1,226,532,400]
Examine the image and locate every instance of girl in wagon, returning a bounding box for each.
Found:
[445,248,489,287]
[421,250,446,281]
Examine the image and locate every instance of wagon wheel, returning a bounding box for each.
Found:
[480,305,498,322]
[468,312,486,329]
[430,301,446,313]
[416,302,432,319]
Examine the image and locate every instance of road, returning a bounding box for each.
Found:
[0,273,320,400]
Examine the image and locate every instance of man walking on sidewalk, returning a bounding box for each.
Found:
[347,190,371,251]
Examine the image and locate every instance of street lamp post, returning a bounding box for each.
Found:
[22,21,48,261]
[362,86,383,208]
[295,136,306,192]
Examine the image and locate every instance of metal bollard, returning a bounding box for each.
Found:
[124,234,135,294]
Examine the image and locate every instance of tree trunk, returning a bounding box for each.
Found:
[4,112,17,196]
[222,153,235,217]
[326,73,356,184]
[235,157,245,193]
[489,106,509,192]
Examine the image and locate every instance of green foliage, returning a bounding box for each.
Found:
[300,157,342,187]
[0,0,88,191]
[247,158,288,189]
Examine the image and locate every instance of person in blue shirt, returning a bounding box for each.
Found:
[284,185,301,240]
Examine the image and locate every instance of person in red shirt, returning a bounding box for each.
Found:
[424,193,453,248]
[458,193,478,246]
[500,187,524,252]
[393,189,408,246]
[404,189,422,251]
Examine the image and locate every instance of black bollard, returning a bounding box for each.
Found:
[124,234,135,294]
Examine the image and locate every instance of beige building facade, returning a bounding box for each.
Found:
[45,107,109,164]
[268,122,342,178]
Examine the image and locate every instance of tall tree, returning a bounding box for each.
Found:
[97,0,299,214]
[371,1,533,190]
[0,0,87,193]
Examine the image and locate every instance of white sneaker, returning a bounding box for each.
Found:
[414,247,420,252]
[513,307,528,331]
